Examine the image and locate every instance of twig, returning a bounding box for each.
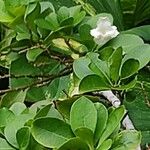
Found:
[0,66,72,94]
[64,39,81,54]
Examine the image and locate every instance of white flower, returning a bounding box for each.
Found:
[90,17,119,45]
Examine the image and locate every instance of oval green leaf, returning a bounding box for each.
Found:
[31,117,74,149]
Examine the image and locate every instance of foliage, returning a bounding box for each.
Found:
[0,97,141,149]
[0,0,150,149]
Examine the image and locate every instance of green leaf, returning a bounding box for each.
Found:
[26,48,43,62]
[99,47,114,61]
[111,130,141,150]
[73,57,93,80]
[16,127,30,150]
[79,24,94,50]
[97,139,112,150]
[73,10,86,26]
[35,19,54,30]
[40,1,55,13]
[34,104,52,119]
[45,12,60,31]
[94,103,108,144]
[133,0,150,25]
[122,44,150,69]
[123,25,150,41]
[98,106,125,146]
[47,75,70,100]
[60,17,74,26]
[57,6,70,23]
[87,52,110,84]
[74,127,94,149]
[25,2,41,32]
[10,55,40,88]
[46,0,74,10]
[86,0,124,30]
[58,137,89,150]
[0,90,27,108]
[124,83,150,145]
[70,96,97,133]
[79,74,110,93]
[0,137,15,150]
[0,108,15,128]
[31,117,74,148]
[108,34,144,53]
[113,78,137,90]
[9,102,27,116]
[109,47,123,82]
[4,114,34,148]
[121,59,139,79]
[0,0,14,23]
[56,97,78,119]
[47,106,63,120]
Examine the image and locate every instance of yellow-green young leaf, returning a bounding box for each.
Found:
[97,139,112,150]
[0,0,14,23]
[31,118,74,149]
[111,130,141,150]
[98,106,125,146]
[16,127,30,150]
[121,59,139,79]
[58,137,89,150]
[94,103,108,144]
[26,48,43,62]
[70,96,97,133]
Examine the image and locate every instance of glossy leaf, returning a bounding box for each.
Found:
[123,25,150,41]
[97,139,112,150]
[34,104,52,119]
[98,106,125,146]
[16,127,30,150]
[31,117,74,148]
[94,103,108,144]
[108,34,144,53]
[123,44,150,69]
[121,59,139,79]
[109,47,123,82]
[4,114,34,148]
[79,74,110,93]
[26,48,43,62]
[0,90,27,108]
[70,96,97,133]
[58,137,89,150]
